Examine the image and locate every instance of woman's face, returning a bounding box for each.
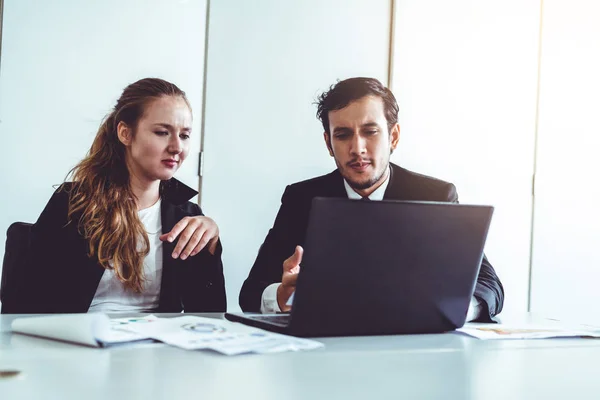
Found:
[120,95,192,183]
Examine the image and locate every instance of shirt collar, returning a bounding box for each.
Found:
[343,167,391,201]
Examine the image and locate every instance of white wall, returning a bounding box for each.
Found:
[0,0,207,291]
[5,0,589,318]
[530,0,600,322]
[201,0,392,310]
[391,0,542,316]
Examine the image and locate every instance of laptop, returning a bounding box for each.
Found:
[225,197,494,337]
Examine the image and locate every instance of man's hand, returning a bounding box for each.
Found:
[277,246,303,311]
[159,216,220,259]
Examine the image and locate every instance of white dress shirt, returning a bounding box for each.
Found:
[88,199,163,313]
[261,171,482,321]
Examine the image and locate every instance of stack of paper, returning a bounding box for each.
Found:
[10,314,156,347]
[123,315,323,355]
[10,314,323,355]
[458,322,600,340]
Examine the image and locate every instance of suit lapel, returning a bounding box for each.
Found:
[157,200,187,311]
[383,163,406,200]
[327,169,350,198]
[155,178,200,311]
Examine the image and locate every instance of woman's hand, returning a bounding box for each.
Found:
[159,216,219,259]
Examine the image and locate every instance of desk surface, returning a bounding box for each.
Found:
[1,313,600,400]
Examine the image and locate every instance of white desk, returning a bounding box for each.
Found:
[1,313,600,399]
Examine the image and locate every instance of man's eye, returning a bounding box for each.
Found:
[365,130,378,135]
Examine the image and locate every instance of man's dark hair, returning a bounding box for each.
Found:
[316,77,399,134]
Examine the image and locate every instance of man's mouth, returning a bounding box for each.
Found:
[348,160,371,172]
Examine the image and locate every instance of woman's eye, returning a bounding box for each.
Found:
[180,133,190,140]
[155,131,169,136]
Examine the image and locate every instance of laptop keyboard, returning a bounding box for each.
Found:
[251,314,291,326]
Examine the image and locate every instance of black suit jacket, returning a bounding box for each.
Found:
[1,179,226,314]
[239,163,504,321]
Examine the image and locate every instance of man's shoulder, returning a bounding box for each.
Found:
[392,163,452,186]
[389,163,457,201]
[277,163,457,202]
[284,169,342,198]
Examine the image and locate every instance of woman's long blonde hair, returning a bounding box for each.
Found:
[66,78,189,292]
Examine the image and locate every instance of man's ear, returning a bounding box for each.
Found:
[389,123,400,154]
[117,121,133,146]
[323,132,334,157]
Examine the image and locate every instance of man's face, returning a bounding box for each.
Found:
[324,95,399,195]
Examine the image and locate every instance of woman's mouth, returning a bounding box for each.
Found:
[162,160,178,168]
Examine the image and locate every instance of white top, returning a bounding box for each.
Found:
[88,199,163,313]
[261,171,482,321]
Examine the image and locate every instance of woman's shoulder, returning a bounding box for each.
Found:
[33,182,79,229]
[40,181,89,218]
[46,182,81,204]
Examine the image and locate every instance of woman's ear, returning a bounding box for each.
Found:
[117,121,132,146]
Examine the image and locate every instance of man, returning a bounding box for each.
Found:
[239,77,503,322]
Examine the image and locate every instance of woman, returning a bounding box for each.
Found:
[4,78,225,313]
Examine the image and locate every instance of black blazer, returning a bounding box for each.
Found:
[2,179,226,314]
[239,163,504,321]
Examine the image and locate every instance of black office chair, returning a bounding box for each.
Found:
[1,222,33,313]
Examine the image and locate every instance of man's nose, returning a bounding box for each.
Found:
[350,133,366,155]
